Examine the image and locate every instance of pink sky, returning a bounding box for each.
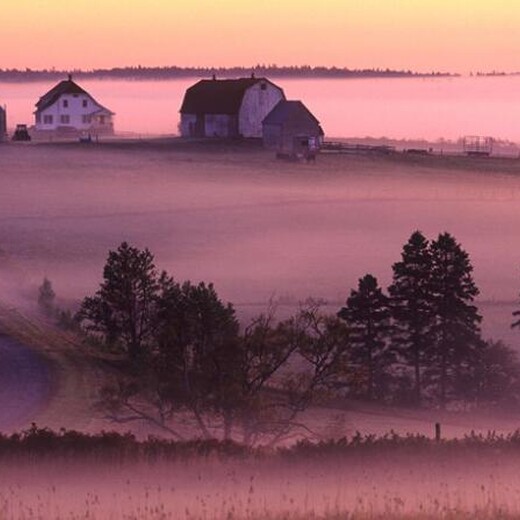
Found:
[1,1,519,73]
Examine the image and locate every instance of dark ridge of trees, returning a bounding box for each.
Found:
[0,65,458,83]
[73,236,520,444]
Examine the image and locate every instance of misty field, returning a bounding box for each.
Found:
[2,141,520,518]
[0,140,519,344]
[3,438,520,519]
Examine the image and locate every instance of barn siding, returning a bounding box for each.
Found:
[204,114,237,137]
[263,120,323,154]
[262,124,282,148]
[179,114,197,136]
[239,82,284,138]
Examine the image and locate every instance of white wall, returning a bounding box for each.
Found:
[239,82,285,138]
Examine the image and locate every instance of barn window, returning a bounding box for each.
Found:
[261,83,267,91]
[63,99,68,108]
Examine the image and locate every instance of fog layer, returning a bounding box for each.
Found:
[0,143,519,346]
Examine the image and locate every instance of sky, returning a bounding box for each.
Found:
[1,0,520,73]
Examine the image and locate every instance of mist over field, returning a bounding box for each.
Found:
[0,143,519,345]
[2,84,520,520]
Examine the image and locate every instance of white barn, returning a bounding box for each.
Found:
[179,76,285,138]
[34,75,114,135]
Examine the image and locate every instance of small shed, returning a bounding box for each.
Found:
[0,105,6,142]
[262,100,324,159]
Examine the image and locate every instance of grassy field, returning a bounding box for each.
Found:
[2,431,520,519]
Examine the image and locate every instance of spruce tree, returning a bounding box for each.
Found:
[388,231,433,405]
[428,232,482,407]
[512,296,520,330]
[38,277,56,316]
[338,274,392,400]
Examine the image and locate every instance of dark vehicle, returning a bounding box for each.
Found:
[12,124,31,142]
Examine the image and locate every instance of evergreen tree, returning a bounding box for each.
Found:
[338,274,392,400]
[38,277,55,316]
[428,233,482,407]
[77,242,160,364]
[512,294,520,330]
[388,231,433,405]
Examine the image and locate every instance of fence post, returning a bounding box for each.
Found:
[435,422,441,442]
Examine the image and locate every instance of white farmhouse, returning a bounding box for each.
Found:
[34,75,114,135]
[179,76,285,138]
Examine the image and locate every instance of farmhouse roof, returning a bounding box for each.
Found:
[35,76,114,114]
[180,77,280,115]
[263,100,321,128]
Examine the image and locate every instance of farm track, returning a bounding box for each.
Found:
[0,305,107,433]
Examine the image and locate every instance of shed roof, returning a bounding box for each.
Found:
[263,100,321,127]
[35,76,114,114]
[180,77,281,115]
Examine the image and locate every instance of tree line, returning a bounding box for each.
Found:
[39,232,520,444]
[0,65,455,83]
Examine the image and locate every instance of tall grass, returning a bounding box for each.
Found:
[2,426,520,518]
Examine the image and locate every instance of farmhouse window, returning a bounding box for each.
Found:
[82,115,91,124]
[82,100,88,108]
[63,100,68,108]
[261,83,267,90]
[60,115,70,124]
[43,115,53,125]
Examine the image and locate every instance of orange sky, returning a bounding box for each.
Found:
[1,1,519,73]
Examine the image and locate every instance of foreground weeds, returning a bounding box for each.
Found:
[2,426,520,519]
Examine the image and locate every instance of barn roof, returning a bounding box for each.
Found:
[263,100,321,127]
[180,77,279,115]
[35,76,114,114]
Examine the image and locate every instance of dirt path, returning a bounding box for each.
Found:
[0,334,51,432]
[0,306,110,434]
